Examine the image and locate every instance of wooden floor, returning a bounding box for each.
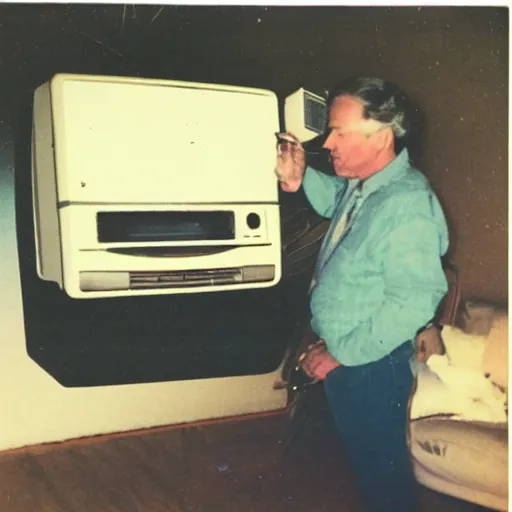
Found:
[0,399,497,512]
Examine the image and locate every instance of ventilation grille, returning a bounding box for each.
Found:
[303,91,327,134]
[131,268,242,288]
[79,266,275,292]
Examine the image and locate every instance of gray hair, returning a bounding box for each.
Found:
[327,77,411,139]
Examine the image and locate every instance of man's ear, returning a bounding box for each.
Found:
[375,126,394,152]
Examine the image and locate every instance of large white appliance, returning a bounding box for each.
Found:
[32,74,282,299]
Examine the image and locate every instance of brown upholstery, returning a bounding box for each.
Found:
[438,264,461,327]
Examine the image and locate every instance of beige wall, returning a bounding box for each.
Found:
[203,7,507,304]
[289,8,508,304]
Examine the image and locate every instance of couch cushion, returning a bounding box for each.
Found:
[481,312,508,391]
[410,417,508,497]
[458,301,508,390]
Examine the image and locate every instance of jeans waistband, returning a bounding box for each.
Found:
[387,339,414,363]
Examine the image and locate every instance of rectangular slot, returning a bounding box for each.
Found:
[97,211,235,243]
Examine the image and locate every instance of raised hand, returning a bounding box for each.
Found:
[275,132,306,193]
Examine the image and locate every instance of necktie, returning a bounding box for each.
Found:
[309,181,363,292]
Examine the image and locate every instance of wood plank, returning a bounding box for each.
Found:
[0,411,495,512]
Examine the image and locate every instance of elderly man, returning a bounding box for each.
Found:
[276,77,449,511]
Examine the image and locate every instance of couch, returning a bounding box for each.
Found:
[408,301,508,511]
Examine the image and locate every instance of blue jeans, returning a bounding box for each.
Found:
[324,341,419,512]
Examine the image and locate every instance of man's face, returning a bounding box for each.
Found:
[322,95,388,179]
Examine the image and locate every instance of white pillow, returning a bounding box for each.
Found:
[410,362,507,423]
[410,323,507,423]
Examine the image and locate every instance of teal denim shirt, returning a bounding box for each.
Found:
[303,149,449,366]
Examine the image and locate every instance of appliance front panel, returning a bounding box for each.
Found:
[58,204,282,298]
[51,76,280,205]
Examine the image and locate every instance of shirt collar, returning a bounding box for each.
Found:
[355,148,411,197]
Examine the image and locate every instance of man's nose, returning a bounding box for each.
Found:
[322,132,334,151]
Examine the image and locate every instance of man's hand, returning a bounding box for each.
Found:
[415,324,446,363]
[275,132,306,193]
[298,340,341,380]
